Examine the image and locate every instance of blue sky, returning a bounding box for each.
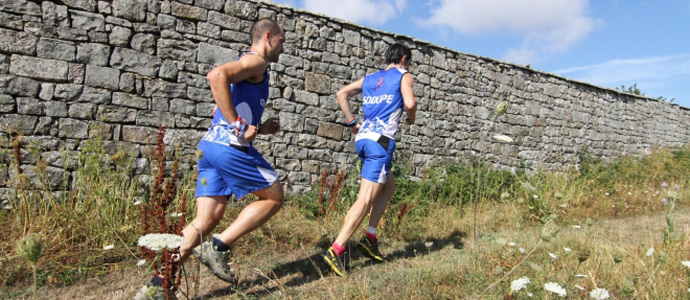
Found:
[270,0,690,108]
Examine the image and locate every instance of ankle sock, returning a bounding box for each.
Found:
[332,242,345,256]
[213,237,230,252]
[365,232,377,242]
[366,226,377,241]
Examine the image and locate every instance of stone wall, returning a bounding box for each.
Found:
[1,0,688,194]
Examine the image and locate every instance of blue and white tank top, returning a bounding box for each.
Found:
[201,52,269,147]
[356,68,407,142]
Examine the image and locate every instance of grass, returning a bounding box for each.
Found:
[0,128,688,299]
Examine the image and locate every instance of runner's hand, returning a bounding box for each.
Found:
[350,123,359,135]
[244,125,258,142]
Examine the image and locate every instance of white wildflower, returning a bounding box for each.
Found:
[493,134,514,143]
[519,248,526,253]
[564,247,573,253]
[533,195,539,199]
[645,247,654,257]
[4,205,11,210]
[170,212,183,217]
[133,200,142,206]
[682,261,690,268]
[136,259,147,267]
[590,288,610,299]
[575,284,585,290]
[544,282,567,297]
[103,244,114,250]
[424,242,433,248]
[527,292,533,297]
[508,242,516,246]
[510,276,530,292]
[548,252,558,259]
[605,192,610,196]
[137,233,184,252]
[572,225,582,229]
[575,274,588,278]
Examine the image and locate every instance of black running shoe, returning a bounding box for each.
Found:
[322,247,346,276]
[357,237,384,262]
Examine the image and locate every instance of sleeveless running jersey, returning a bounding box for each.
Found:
[201,52,269,147]
[356,68,407,141]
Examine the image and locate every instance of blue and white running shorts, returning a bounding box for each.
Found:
[355,136,396,184]
[195,140,278,199]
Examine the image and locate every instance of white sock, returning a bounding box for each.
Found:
[366,226,377,234]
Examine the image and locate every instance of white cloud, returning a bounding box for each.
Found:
[302,0,407,25]
[553,54,690,85]
[552,54,690,104]
[419,0,599,64]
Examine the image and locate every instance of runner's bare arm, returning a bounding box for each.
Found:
[401,73,417,124]
[206,54,267,123]
[337,77,364,122]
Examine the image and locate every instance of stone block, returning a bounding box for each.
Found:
[17,97,44,115]
[68,63,85,84]
[105,16,132,27]
[0,28,39,55]
[85,65,120,90]
[53,84,82,100]
[10,55,69,81]
[171,2,207,21]
[76,43,110,66]
[121,125,158,143]
[39,83,54,100]
[169,98,195,115]
[113,92,148,109]
[143,78,186,98]
[197,42,238,66]
[293,90,319,106]
[131,33,156,55]
[157,14,176,30]
[59,118,89,138]
[187,86,212,102]
[159,60,178,80]
[34,116,58,135]
[196,0,224,11]
[119,72,136,92]
[112,0,146,22]
[68,102,95,119]
[316,122,343,140]
[97,105,137,123]
[110,47,161,77]
[157,38,197,61]
[45,101,68,117]
[0,53,8,73]
[70,10,105,31]
[0,0,41,15]
[98,1,112,14]
[197,22,221,38]
[36,38,76,61]
[42,2,70,27]
[136,110,175,127]
[208,10,240,30]
[0,114,37,134]
[109,26,132,47]
[163,128,205,148]
[2,75,40,97]
[76,86,111,104]
[304,72,331,95]
[63,0,97,11]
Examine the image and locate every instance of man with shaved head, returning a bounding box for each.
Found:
[140,18,287,292]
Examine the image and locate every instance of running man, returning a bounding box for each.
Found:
[176,18,285,283]
[322,43,417,276]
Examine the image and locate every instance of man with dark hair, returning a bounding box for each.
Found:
[322,42,417,276]
[143,18,285,286]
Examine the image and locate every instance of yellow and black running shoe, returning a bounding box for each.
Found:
[322,247,346,276]
[357,237,384,262]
